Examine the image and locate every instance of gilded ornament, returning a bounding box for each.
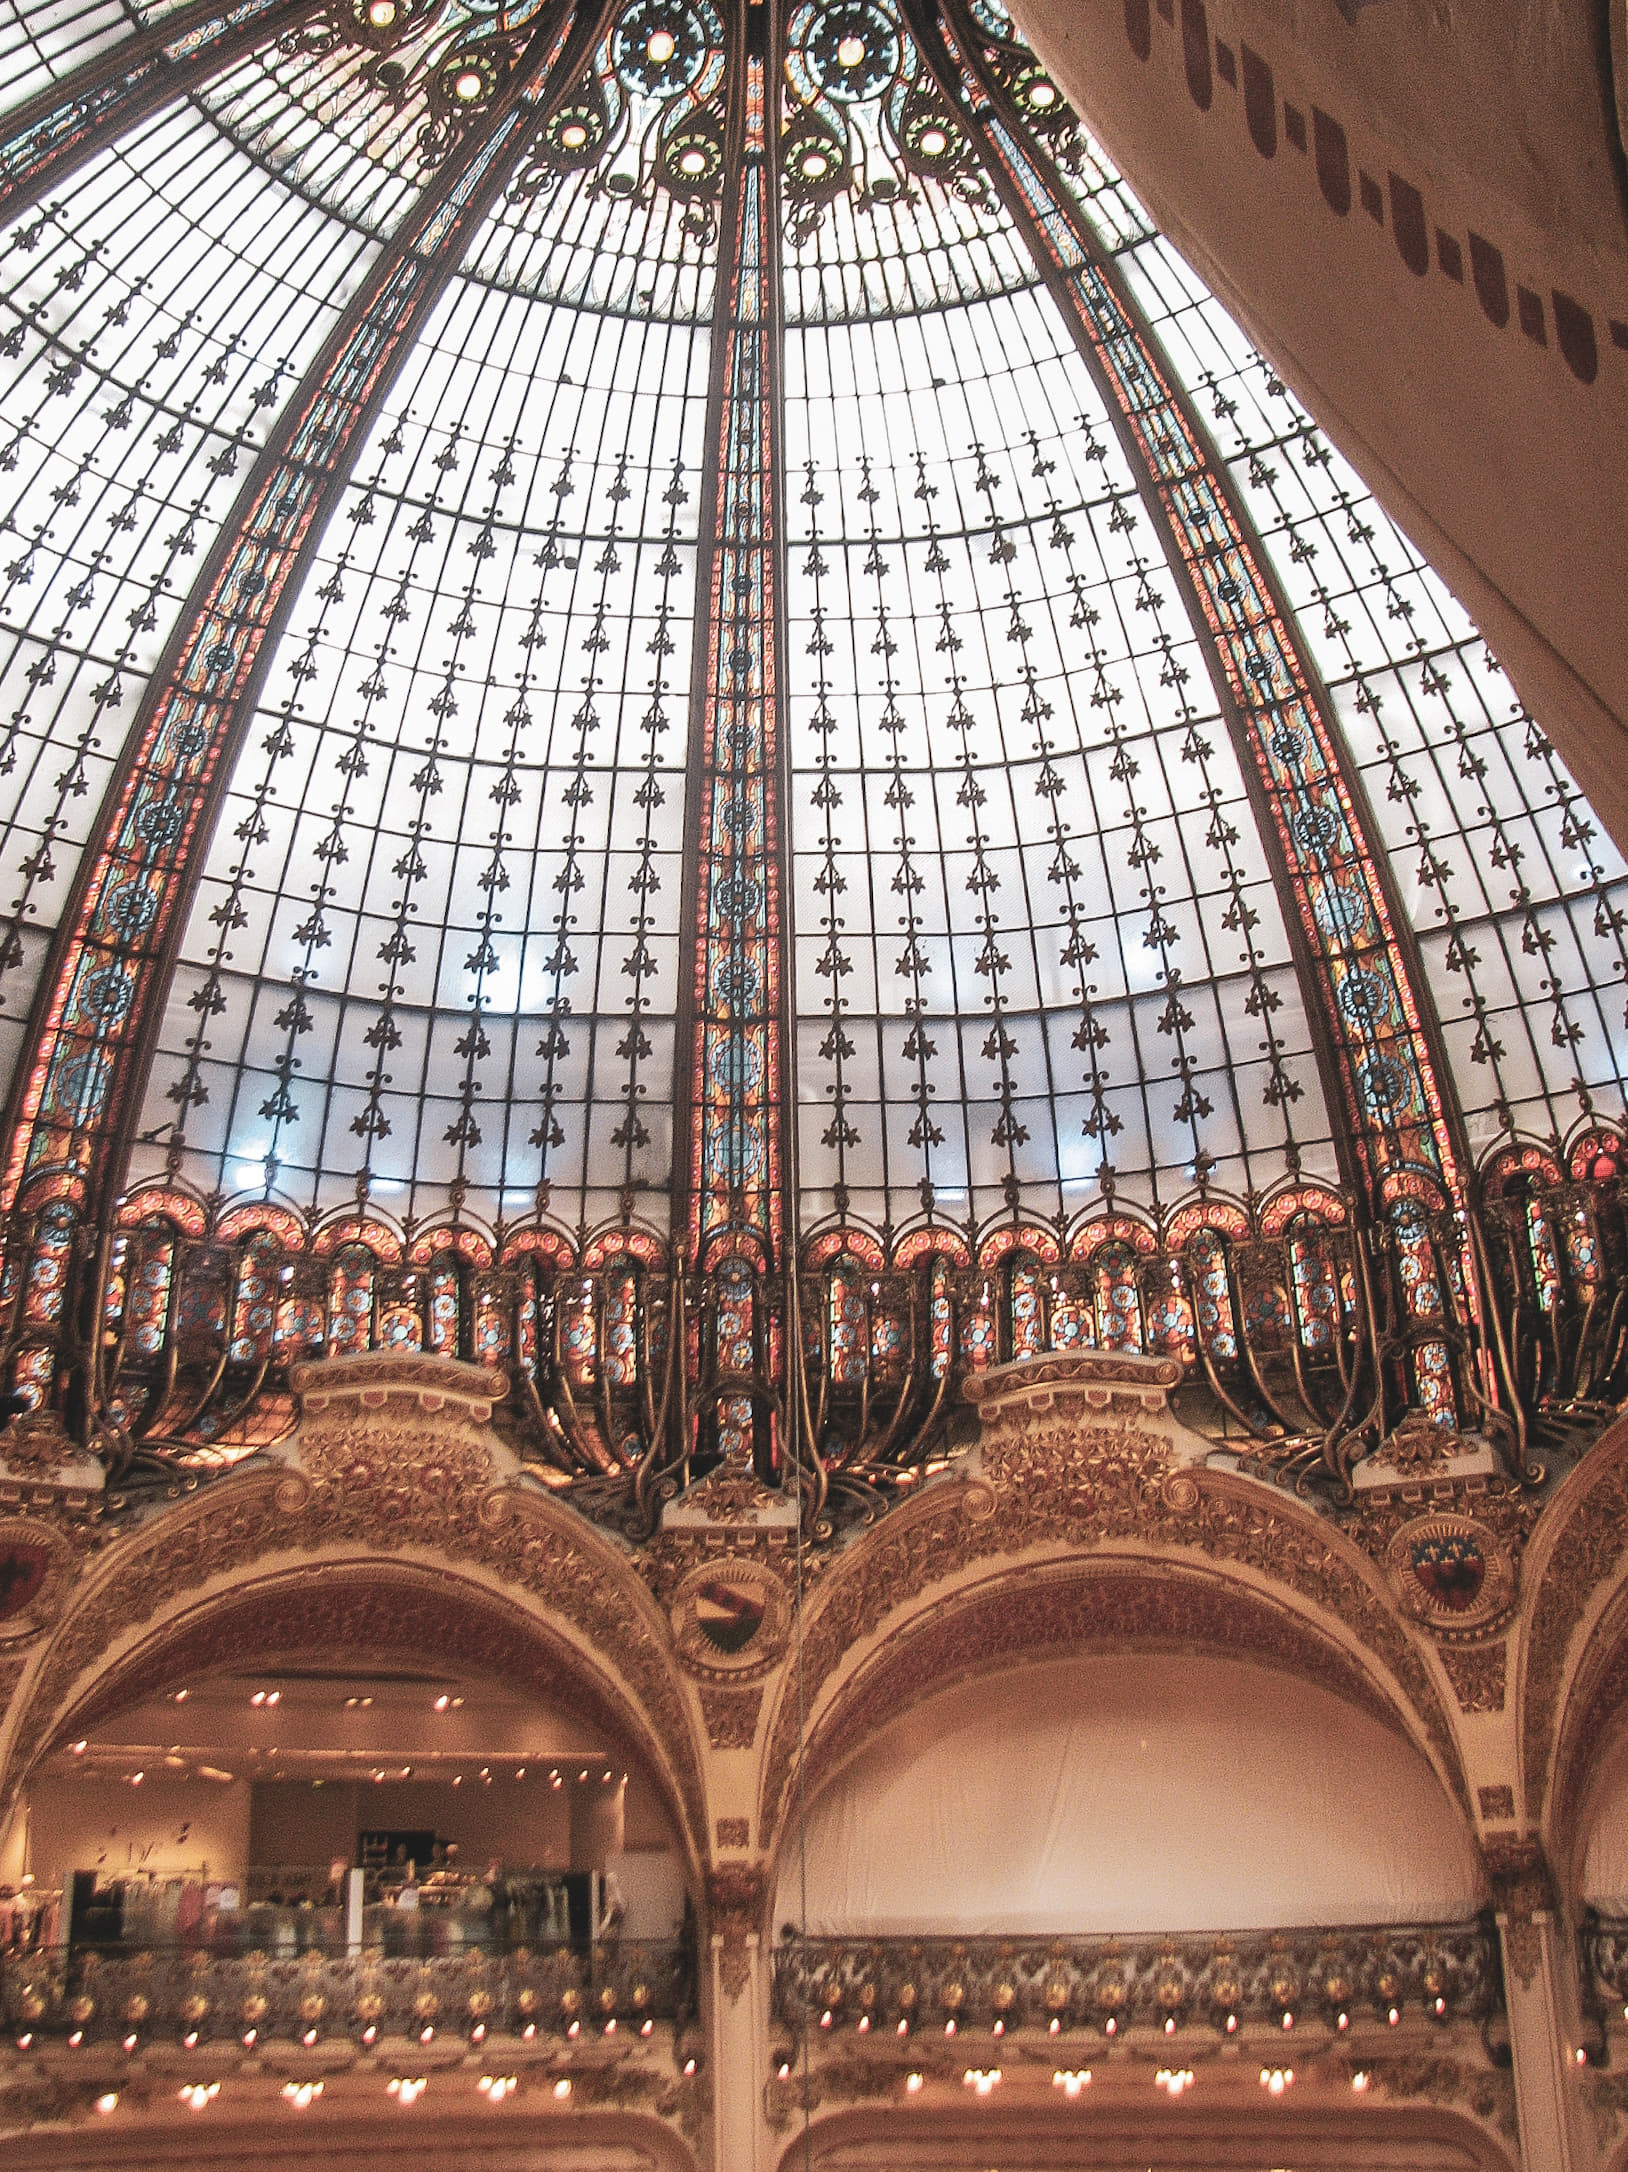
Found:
[1386,1513,1514,1632]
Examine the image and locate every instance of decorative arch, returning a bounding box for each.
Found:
[1514,1410,1628,1834]
[757,1442,1471,1859]
[0,1358,711,1871]
[765,1551,1480,1903]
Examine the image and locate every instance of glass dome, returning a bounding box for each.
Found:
[0,0,1621,1499]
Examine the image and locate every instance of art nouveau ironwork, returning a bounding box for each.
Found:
[0,0,1621,1511]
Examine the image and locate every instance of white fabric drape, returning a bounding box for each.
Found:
[778,1654,1484,1934]
[1580,1728,1628,1910]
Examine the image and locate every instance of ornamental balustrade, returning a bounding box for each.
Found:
[770,1921,1503,2040]
[1,1123,1619,1516]
[0,1937,690,2051]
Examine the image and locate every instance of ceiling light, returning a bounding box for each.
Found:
[70,1740,87,1756]
[433,1695,450,1711]
[172,1689,189,1703]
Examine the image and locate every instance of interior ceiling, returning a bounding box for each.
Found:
[38,1666,618,1785]
[0,0,1619,1256]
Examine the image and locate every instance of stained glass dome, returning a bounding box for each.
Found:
[0,0,1621,1501]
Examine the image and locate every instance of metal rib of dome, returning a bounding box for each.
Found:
[0,0,1621,1505]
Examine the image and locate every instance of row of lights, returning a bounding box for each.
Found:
[828,1997,1445,2039]
[883,2065,1383,2101]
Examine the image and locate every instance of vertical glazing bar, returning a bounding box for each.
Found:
[683,47,788,1269]
[914,1,1470,1249]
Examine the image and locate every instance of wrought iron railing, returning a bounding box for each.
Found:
[770,1922,1502,2039]
[0,1938,691,2050]
[2,1129,1623,1516]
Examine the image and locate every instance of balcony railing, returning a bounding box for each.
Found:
[770,1921,1502,2038]
[0,1938,691,2051]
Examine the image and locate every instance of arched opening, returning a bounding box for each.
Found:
[0,1571,699,2060]
[777,1652,1483,1936]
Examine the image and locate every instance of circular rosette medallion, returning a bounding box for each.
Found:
[1386,1513,1514,1633]
[671,1558,789,1677]
[0,1519,70,1642]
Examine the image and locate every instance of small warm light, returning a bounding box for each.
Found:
[1337,2012,1349,2031]
[1225,2013,1238,2034]
[1575,2046,1589,2067]
[1048,2016,1061,2036]
[640,2019,653,2038]
[1282,2011,1294,2031]
[68,2032,84,2047]
[1155,2068,1195,2098]
[1260,2066,1294,2095]
[561,122,588,149]
[962,2068,1001,2096]
[991,2019,1004,2038]
[1104,2016,1116,2037]
[646,26,676,61]
[602,2019,614,2037]
[522,2023,536,2041]
[434,1694,450,1711]
[302,2028,318,2047]
[1028,78,1057,106]
[943,2018,956,2037]
[682,2058,696,2077]
[679,147,708,175]
[919,126,947,156]
[387,2078,427,2104]
[122,2033,138,2052]
[281,2081,322,2109]
[71,1740,87,1755]
[778,2060,791,2080]
[1387,2007,1400,2027]
[836,32,865,64]
[242,2029,258,2048]
[904,2072,923,2094]
[172,1689,189,1703]
[95,2093,119,2116]
[1434,1997,1446,2017]
[479,2075,517,2102]
[1164,2016,1176,2035]
[368,0,397,24]
[129,1772,144,1787]
[183,2031,198,2049]
[1351,2070,1371,2093]
[473,2022,488,2043]
[15,2033,31,2050]
[419,2026,435,2045]
[178,2083,220,2110]
[1052,2069,1092,2096]
[897,2018,909,2036]
[567,2020,580,2040]
[362,2025,377,2045]
[553,2078,573,2100]
[453,68,483,101]
[251,1691,266,1706]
